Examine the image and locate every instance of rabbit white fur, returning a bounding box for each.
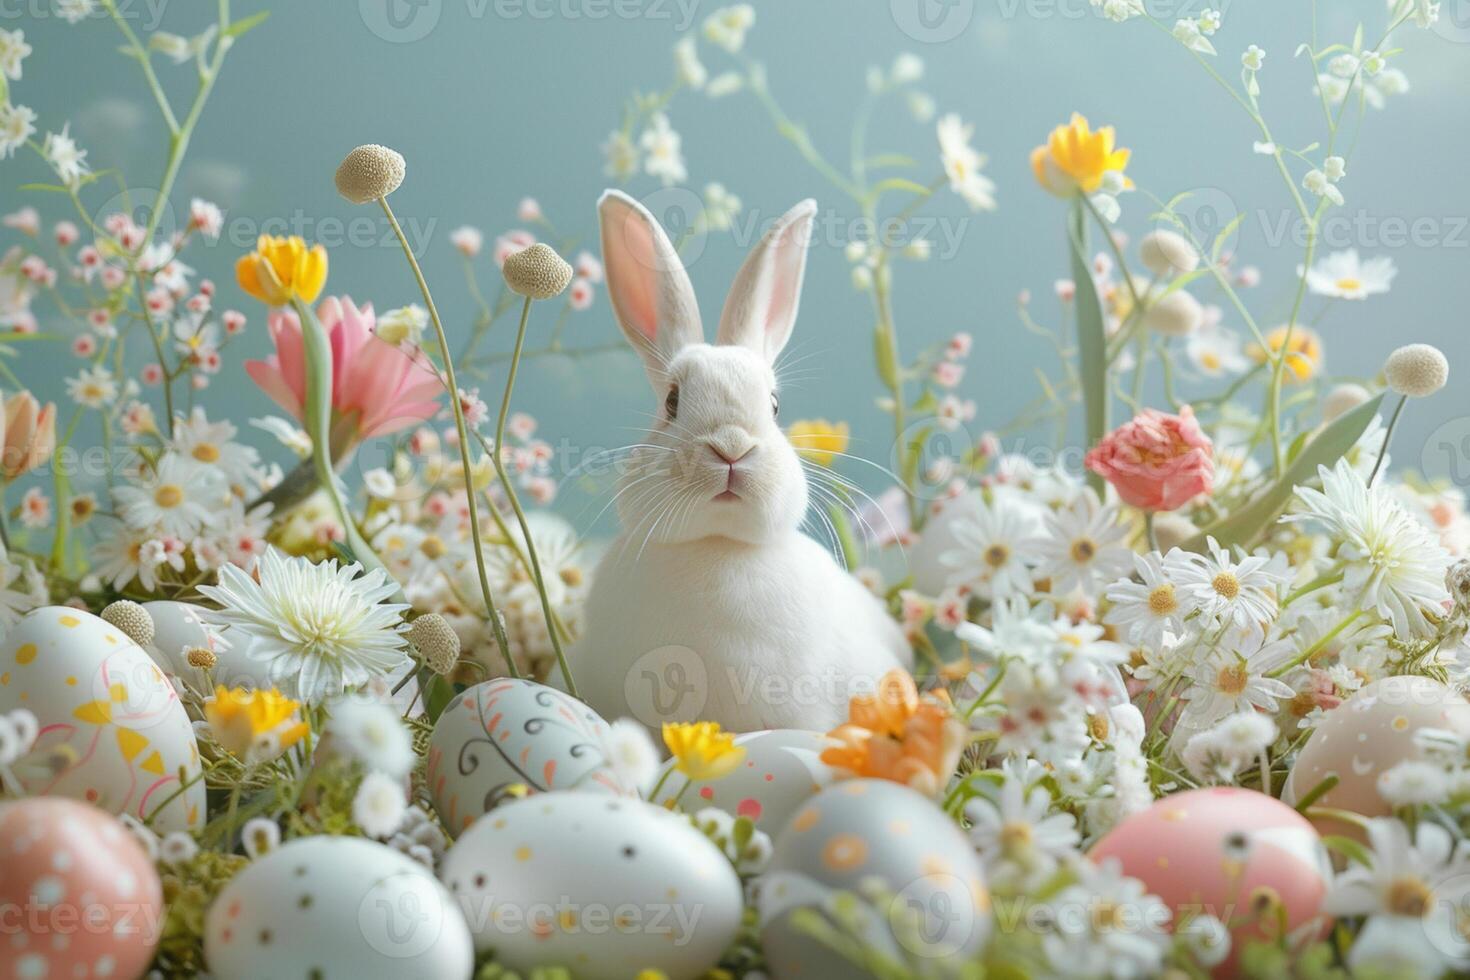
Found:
[565,190,912,733]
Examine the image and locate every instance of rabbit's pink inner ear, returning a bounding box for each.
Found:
[718,199,817,363]
[600,200,662,345]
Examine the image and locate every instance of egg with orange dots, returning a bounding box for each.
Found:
[1090,787,1331,976]
[1282,675,1470,840]
[0,796,165,980]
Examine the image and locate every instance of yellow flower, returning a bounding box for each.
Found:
[205,685,309,759]
[787,419,850,467]
[235,234,328,306]
[1031,113,1131,196]
[1248,325,1323,383]
[662,721,744,781]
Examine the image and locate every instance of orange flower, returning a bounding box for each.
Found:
[821,669,967,798]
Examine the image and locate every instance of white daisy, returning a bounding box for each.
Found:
[1169,537,1286,639]
[113,453,225,539]
[941,498,1041,599]
[1179,636,1295,731]
[199,549,410,704]
[42,125,89,186]
[1042,857,1172,979]
[937,113,998,211]
[352,771,407,838]
[170,408,263,491]
[639,113,686,186]
[0,28,30,81]
[1185,319,1251,377]
[0,103,37,160]
[66,365,118,407]
[1291,460,1451,636]
[89,519,152,590]
[1033,488,1133,596]
[965,763,1080,871]
[1105,550,1194,647]
[1302,250,1395,300]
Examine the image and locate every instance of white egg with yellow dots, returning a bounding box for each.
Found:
[0,605,205,833]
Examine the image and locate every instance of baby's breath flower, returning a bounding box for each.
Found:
[353,771,407,838]
[241,817,280,859]
[160,831,199,866]
[333,143,406,205]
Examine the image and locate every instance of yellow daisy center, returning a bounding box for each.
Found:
[1212,571,1240,600]
[154,484,185,509]
[1334,277,1362,293]
[1216,663,1249,696]
[1070,538,1097,563]
[192,443,221,463]
[1147,584,1177,615]
[1387,876,1432,918]
[984,544,1011,569]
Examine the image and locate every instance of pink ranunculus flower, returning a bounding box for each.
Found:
[1084,405,1214,512]
[246,296,441,449]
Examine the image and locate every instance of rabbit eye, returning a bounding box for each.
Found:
[665,384,679,421]
[770,392,780,419]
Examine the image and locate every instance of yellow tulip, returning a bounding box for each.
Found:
[235,234,328,306]
[662,721,745,782]
[1249,325,1323,383]
[787,419,850,467]
[1031,113,1131,196]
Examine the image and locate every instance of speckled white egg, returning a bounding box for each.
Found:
[0,606,205,834]
[1283,675,1470,839]
[651,729,837,832]
[758,779,991,978]
[205,835,474,980]
[426,678,630,837]
[440,792,743,979]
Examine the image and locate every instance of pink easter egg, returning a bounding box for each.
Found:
[0,797,164,980]
[1090,787,1330,976]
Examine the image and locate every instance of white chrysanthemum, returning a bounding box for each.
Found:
[199,549,410,704]
[1292,460,1451,636]
[940,498,1042,599]
[328,697,415,778]
[114,453,226,539]
[1033,488,1132,596]
[1384,343,1449,398]
[352,771,407,838]
[1303,249,1395,300]
[1105,550,1194,647]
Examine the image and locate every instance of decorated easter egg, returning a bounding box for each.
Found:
[1283,675,1470,838]
[426,678,629,837]
[0,797,164,980]
[759,779,991,977]
[1091,787,1330,976]
[0,606,205,833]
[652,728,837,832]
[441,792,742,979]
[205,835,474,980]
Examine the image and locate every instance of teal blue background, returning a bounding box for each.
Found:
[5,0,1470,531]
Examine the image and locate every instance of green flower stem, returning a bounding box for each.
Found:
[1267,609,1362,679]
[287,297,400,600]
[134,271,176,437]
[1368,393,1407,486]
[486,296,578,696]
[377,198,519,678]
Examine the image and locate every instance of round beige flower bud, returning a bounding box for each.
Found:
[334,144,406,205]
[408,613,461,676]
[1139,230,1200,277]
[1143,289,1203,337]
[502,243,573,300]
[1384,343,1449,398]
[101,599,155,648]
[185,647,218,670]
[1322,382,1370,422]
[1152,513,1199,552]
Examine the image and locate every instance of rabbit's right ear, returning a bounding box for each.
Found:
[598,190,703,387]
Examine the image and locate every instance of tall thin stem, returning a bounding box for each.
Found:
[378,198,519,678]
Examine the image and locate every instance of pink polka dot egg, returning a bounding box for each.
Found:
[0,796,164,980]
[650,728,837,832]
[1090,787,1331,976]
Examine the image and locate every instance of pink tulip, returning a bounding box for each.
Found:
[246,296,441,446]
[1084,405,1214,512]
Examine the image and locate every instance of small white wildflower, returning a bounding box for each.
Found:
[241,817,281,859]
[602,718,661,794]
[353,771,407,838]
[1378,760,1449,807]
[1242,45,1265,71]
[1323,156,1347,182]
[159,831,199,865]
[1173,18,1217,55]
[1303,169,1344,207]
[1328,53,1360,78]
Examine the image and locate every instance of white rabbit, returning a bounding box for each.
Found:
[565,190,912,734]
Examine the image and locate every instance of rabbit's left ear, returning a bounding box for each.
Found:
[716,199,817,363]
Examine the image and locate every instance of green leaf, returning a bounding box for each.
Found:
[224,10,271,38]
[1067,199,1108,496]
[18,183,74,195]
[864,153,917,169]
[1180,393,1384,554]
[1210,210,1246,262]
[1323,834,1372,867]
[423,674,457,723]
[871,177,933,197]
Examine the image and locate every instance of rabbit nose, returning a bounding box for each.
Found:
[706,440,754,466]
